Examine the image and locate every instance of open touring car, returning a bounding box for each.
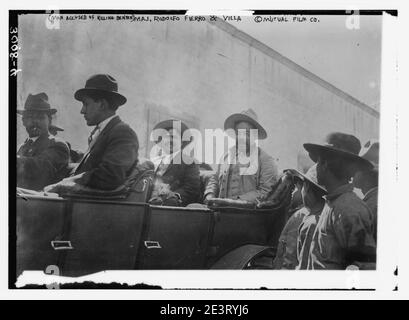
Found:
[16,162,295,277]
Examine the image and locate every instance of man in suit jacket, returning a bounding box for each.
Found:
[45,74,139,193]
[149,119,200,206]
[17,93,70,191]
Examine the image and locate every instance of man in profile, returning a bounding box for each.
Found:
[303,132,376,269]
[45,74,139,193]
[273,165,327,270]
[17,93,70,191]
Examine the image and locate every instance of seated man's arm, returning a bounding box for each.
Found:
[238,153,279,202]
[76,128,139,190]
[203,164,221,201]
[17,141,70,187]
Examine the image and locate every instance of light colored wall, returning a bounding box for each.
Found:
[17,15,379,172]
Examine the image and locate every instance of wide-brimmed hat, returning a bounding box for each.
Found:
[74,74,127,107]
[303,132,373,170]
[286,164,327,194]
[17,93,57,115]
[224,108,267,140]
[359,139,379,171]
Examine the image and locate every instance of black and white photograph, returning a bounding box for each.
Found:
[4,0,407,301]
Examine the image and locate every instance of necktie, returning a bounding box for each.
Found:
[88,125,99,147]
[74,126,99,175]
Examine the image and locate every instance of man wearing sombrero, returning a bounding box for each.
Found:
[45,74,139,193]
[353,140,379,242]
[204,109,278,203]
[17,93,70,191]
[273,164,327,270]
[303,132,376,269]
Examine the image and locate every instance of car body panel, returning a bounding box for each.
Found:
[16,197,67,276]
[140,206,213,269]
[61,200,148,276]
[16,195,287,276]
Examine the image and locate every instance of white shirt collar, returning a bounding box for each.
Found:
[29,136,40,143]
[96,114,116,132]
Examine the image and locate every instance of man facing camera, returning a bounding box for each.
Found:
[204,109,278,204]
[45,74,139,193]
[149,119,200,206]
[17,93,70,191]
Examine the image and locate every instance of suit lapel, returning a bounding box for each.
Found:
[88,116,121,154]
[18,134,49,157]
[17,140,29,156]
[74,116,121,174]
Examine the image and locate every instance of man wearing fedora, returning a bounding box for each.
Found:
[17,93,70,190]
[149,119,200,206]
[45,74,139,193]
[354,140,379,242]
[303,132,377,269]
[204,109,278,204]
[273,165,327,270]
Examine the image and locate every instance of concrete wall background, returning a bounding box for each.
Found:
[16,14,380,172]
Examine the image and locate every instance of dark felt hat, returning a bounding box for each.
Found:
[224,108,267,140]
[153,119,190,135]
[74,74,127,107]
[303,132,373,170]
[17,93,57,115]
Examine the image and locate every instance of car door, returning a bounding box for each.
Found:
[16,196,67,277]
[139,206,213,269]
[61,199,148,277]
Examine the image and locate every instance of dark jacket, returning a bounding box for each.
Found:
[153,152,200,206]
[273,208,308,270]
[17,134,70,191]
[73,116,139,190]
[363,187,378,243]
